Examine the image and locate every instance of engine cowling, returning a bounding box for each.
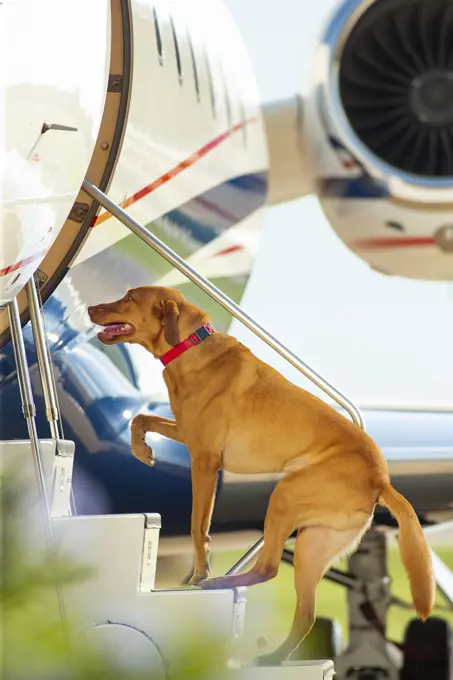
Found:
[304,0,453,280]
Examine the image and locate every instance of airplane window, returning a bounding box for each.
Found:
[153,7,163,66]
[385,220,405,232]
[188,33,200,102]
[204,49,216,117]
[170,17,182,84]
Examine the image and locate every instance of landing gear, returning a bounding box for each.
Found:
[283,526,453,680]
[335,528,400,680]
[401,617,452,680]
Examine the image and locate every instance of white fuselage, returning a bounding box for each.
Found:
[1,0,268,318]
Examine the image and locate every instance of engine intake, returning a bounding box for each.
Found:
[339,0,453,178]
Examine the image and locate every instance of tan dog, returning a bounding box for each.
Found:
[88,285,435,663]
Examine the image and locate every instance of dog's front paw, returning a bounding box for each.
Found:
[131,440,155,467]
[189,568,210,586]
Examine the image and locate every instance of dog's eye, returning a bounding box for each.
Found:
[124,293,132,302]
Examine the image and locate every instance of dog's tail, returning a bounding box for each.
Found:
[378,484,435,620]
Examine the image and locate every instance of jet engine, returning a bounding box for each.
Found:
[266,0,453,280]
[309,0,453,280]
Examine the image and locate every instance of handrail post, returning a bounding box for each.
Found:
[26,277,61,439]
[82,179,366,574]
[7,296,67,622]
[25,275,77,515]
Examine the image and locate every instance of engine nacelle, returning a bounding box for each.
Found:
[304,0,453,280]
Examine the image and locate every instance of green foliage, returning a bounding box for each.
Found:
[1,474,231,679]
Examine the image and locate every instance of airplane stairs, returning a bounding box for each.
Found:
[1,437,334,680]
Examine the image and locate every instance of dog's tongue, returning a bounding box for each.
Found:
[98,323,133,340]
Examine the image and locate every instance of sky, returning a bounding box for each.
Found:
[224,0,453,409]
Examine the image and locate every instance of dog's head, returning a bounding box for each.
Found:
[87,286,208,356]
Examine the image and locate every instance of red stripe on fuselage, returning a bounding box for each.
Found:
[0,249,47,278]
[92,119,256,228]
[352,236,435,250]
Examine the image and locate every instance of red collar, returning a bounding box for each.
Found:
[160,323,215,366]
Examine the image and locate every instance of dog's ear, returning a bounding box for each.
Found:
[160,300,180,346]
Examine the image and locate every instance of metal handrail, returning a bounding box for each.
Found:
[83,180,364,426]
[8,297,67,622]
[26,275,77,515]
[82,179,365,573]
[26,277,61,440]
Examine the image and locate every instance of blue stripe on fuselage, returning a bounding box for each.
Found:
[318,176,390,199]
[157,171,268,247]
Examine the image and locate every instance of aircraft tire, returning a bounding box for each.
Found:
[400,616,452,680]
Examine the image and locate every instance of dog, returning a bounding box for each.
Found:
[88,285,435,664]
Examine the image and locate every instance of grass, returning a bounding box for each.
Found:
[210,547,453,661]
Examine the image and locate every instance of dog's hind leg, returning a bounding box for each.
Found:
[200,460,373,592]
[199,477,297,590]
[256,522,370,666]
